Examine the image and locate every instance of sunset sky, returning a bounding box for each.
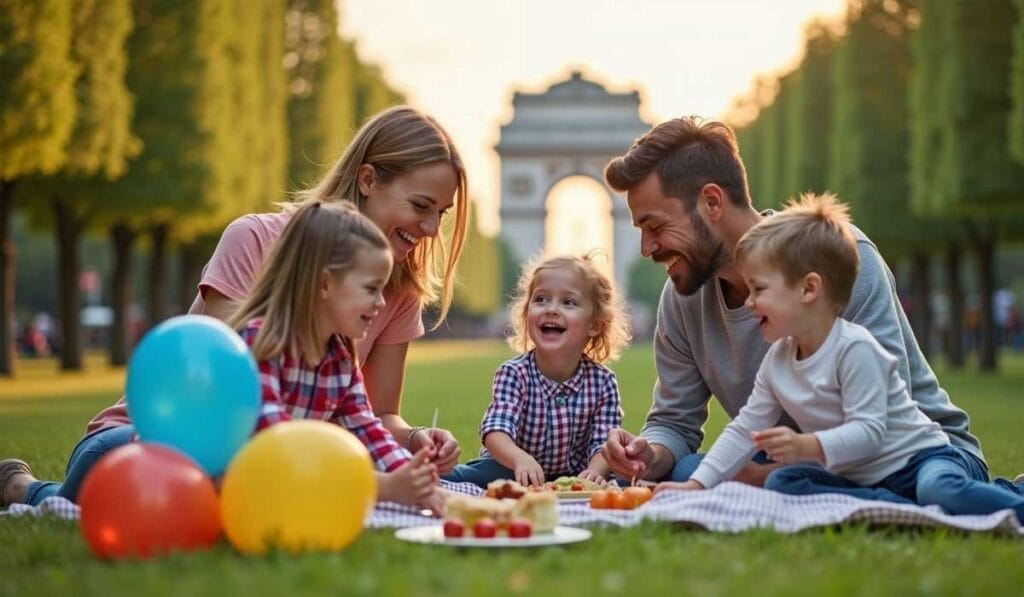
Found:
[340,0,847,235]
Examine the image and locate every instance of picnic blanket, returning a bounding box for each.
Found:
[5,482,1021,536]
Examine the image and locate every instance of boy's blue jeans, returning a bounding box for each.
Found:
[669,450,775,481]
[24,425,135,506]
[763,445,1024,523]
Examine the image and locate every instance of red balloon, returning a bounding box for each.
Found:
[79,443,221,559]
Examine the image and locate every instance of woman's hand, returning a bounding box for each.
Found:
[411,427,460,475]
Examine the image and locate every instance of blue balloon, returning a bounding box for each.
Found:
[127,315,260,475]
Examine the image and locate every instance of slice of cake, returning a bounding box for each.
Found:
[511,491,558,534]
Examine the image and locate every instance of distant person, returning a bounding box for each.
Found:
[445,253,631,488]
[930,290,951,357]
[656,194,1024,520]
[994,287,1015,347]
[598,116,997,492]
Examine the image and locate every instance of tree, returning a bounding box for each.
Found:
[0,0,76,375]
[101,0,239,332]
[784,20,838,197]
[285,0,357,190]
[1009,0,1024,163]
[829,0,955,358]
[453,203,499,317]
[910,0,1024,371]
[354,60,405,123]
[18,0,138,370]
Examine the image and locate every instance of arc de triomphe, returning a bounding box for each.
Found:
[495,71,651,294]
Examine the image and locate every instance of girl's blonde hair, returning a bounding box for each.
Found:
[507,253,632,364]
[293,106,468,329]
[228,201,391,364]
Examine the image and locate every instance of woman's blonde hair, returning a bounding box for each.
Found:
[507,253,632,364]
[228,201,391,364]
[293,106,468,329]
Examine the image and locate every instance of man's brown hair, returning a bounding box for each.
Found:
[734,192,859,309]
[605,116,751,211]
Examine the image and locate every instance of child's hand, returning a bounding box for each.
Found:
[752,427,824,464]
[513,454,545,487]
[654,479,704,494]
[577,469,606,485]
[378,448,438,507]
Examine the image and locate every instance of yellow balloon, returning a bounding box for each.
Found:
[220,420,377,554]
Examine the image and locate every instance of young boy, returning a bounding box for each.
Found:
[656,193,1024,522]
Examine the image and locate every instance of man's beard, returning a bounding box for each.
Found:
[660,215,727,296]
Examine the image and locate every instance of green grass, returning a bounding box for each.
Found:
[2,342,1023,596]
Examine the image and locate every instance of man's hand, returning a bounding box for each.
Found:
[654,479,704,494]
[752,427,824,465]
[411,427,460,475]
[513,453,545,487]
[602,428,655,480]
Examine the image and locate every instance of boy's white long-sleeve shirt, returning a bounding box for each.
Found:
[690,318,949,489]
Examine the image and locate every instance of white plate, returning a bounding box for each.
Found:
[394,525,591,548]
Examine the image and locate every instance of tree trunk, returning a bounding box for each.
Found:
[944,242,965,369]
[54,198,83,371]
[110,222,136,366]
[973,223,998,372]
[909,251,932,360]
[53,198,82,370]
[179,240,204,314]
[0,180,16,376]
[146,222,169,330]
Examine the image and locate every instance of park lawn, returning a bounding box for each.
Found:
[0,341,1022,596]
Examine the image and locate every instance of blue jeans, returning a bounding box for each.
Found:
[443,457,514,488]
[764,445,1024,523]
[25,425,135,506]
[669,450,775,482]
[442,457,576,489]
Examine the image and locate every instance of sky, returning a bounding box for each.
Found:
[340,0,847,235]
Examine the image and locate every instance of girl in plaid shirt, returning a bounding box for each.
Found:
[445,254,632,488]
[227,201,443,513]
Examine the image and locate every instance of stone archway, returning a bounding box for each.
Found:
[495,71,651,293]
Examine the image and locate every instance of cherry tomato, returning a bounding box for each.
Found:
[589,490,614,509]
[624,486,653,506]
[473,517,498,538]
[507,518,532,539]
[443,518,465,538]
